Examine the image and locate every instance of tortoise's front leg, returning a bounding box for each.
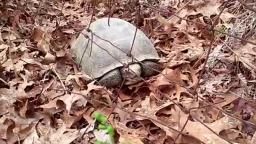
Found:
[141,60,160,77]
[98,69,123,87]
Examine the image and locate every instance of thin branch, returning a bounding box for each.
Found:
[238,0,256,13]
[128,0,140,57]
[79,8,95,65]
[51,67,67,94]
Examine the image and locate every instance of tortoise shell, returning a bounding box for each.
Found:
[71,18,159,79]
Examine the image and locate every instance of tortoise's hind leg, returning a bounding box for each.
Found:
[98,69,123,87]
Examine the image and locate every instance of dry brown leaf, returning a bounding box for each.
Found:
[82,107,95,124]
[136,104,183,139]
[118,91,133,101]
[31,27,51,54]
[0,99,11,116]
[0,123,10,140]
[40,98,58,109]
[251,131,256,144]
[215,93,239,108]
[113,101,135,122]
[183,115,241,144]
[2,59,15,72]
[0,118,15,141]
[119,133,144,144]
[0,0,254,143]
[23,129,40,144]
[188,0,221,17]
[0,87,18,128]
[38,123,82,144]
[138,97,174,117]
[16,73,34,98]
[1,28,19,41]
[156,14,177,33]
[0,44,8,64]
[62,3,90,26]
[147,104,240,144]
[19,100,29,118]
[57,93,87,114]
[62,111,83,128]
[83,81,105,95]
[152,68,183,89]
[232,43,256,71]
[173,84,182,101]
[44,52,56,64]
[114,120,148,141]
[65,72,91,87]
[12,123,36,143]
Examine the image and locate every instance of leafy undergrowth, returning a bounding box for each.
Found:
[0,0,256,144]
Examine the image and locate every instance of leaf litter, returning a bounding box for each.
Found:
[0,0,256,143]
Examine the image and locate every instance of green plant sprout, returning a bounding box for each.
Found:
[92,111,115,144]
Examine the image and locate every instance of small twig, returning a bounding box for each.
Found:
[107,0,114,26]
[174,115,189,143]
[214,28,256,46]
[51,66,67,94]
[81,33,126,66]
[129,27,138,57]
[194,2,228,100]
[0,112,9,118]
[0,77,9,87]
[128,0,140,57]
[79,8,95,65]
[79,37,90,66]
[89,31,93,57]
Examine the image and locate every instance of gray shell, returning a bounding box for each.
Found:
[71,18,159,79]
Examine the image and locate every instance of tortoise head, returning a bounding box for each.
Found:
[120,63,142,85]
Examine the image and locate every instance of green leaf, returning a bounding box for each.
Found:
[92,111,108,124]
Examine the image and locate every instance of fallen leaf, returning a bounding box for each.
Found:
[31,27,51,54]
[39,123,83,144]
[57,92,87,114]
[119,133,144,144]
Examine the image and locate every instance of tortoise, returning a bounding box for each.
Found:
[71,17,160,87]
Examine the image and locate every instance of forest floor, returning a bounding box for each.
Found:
[0,0,256,144]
